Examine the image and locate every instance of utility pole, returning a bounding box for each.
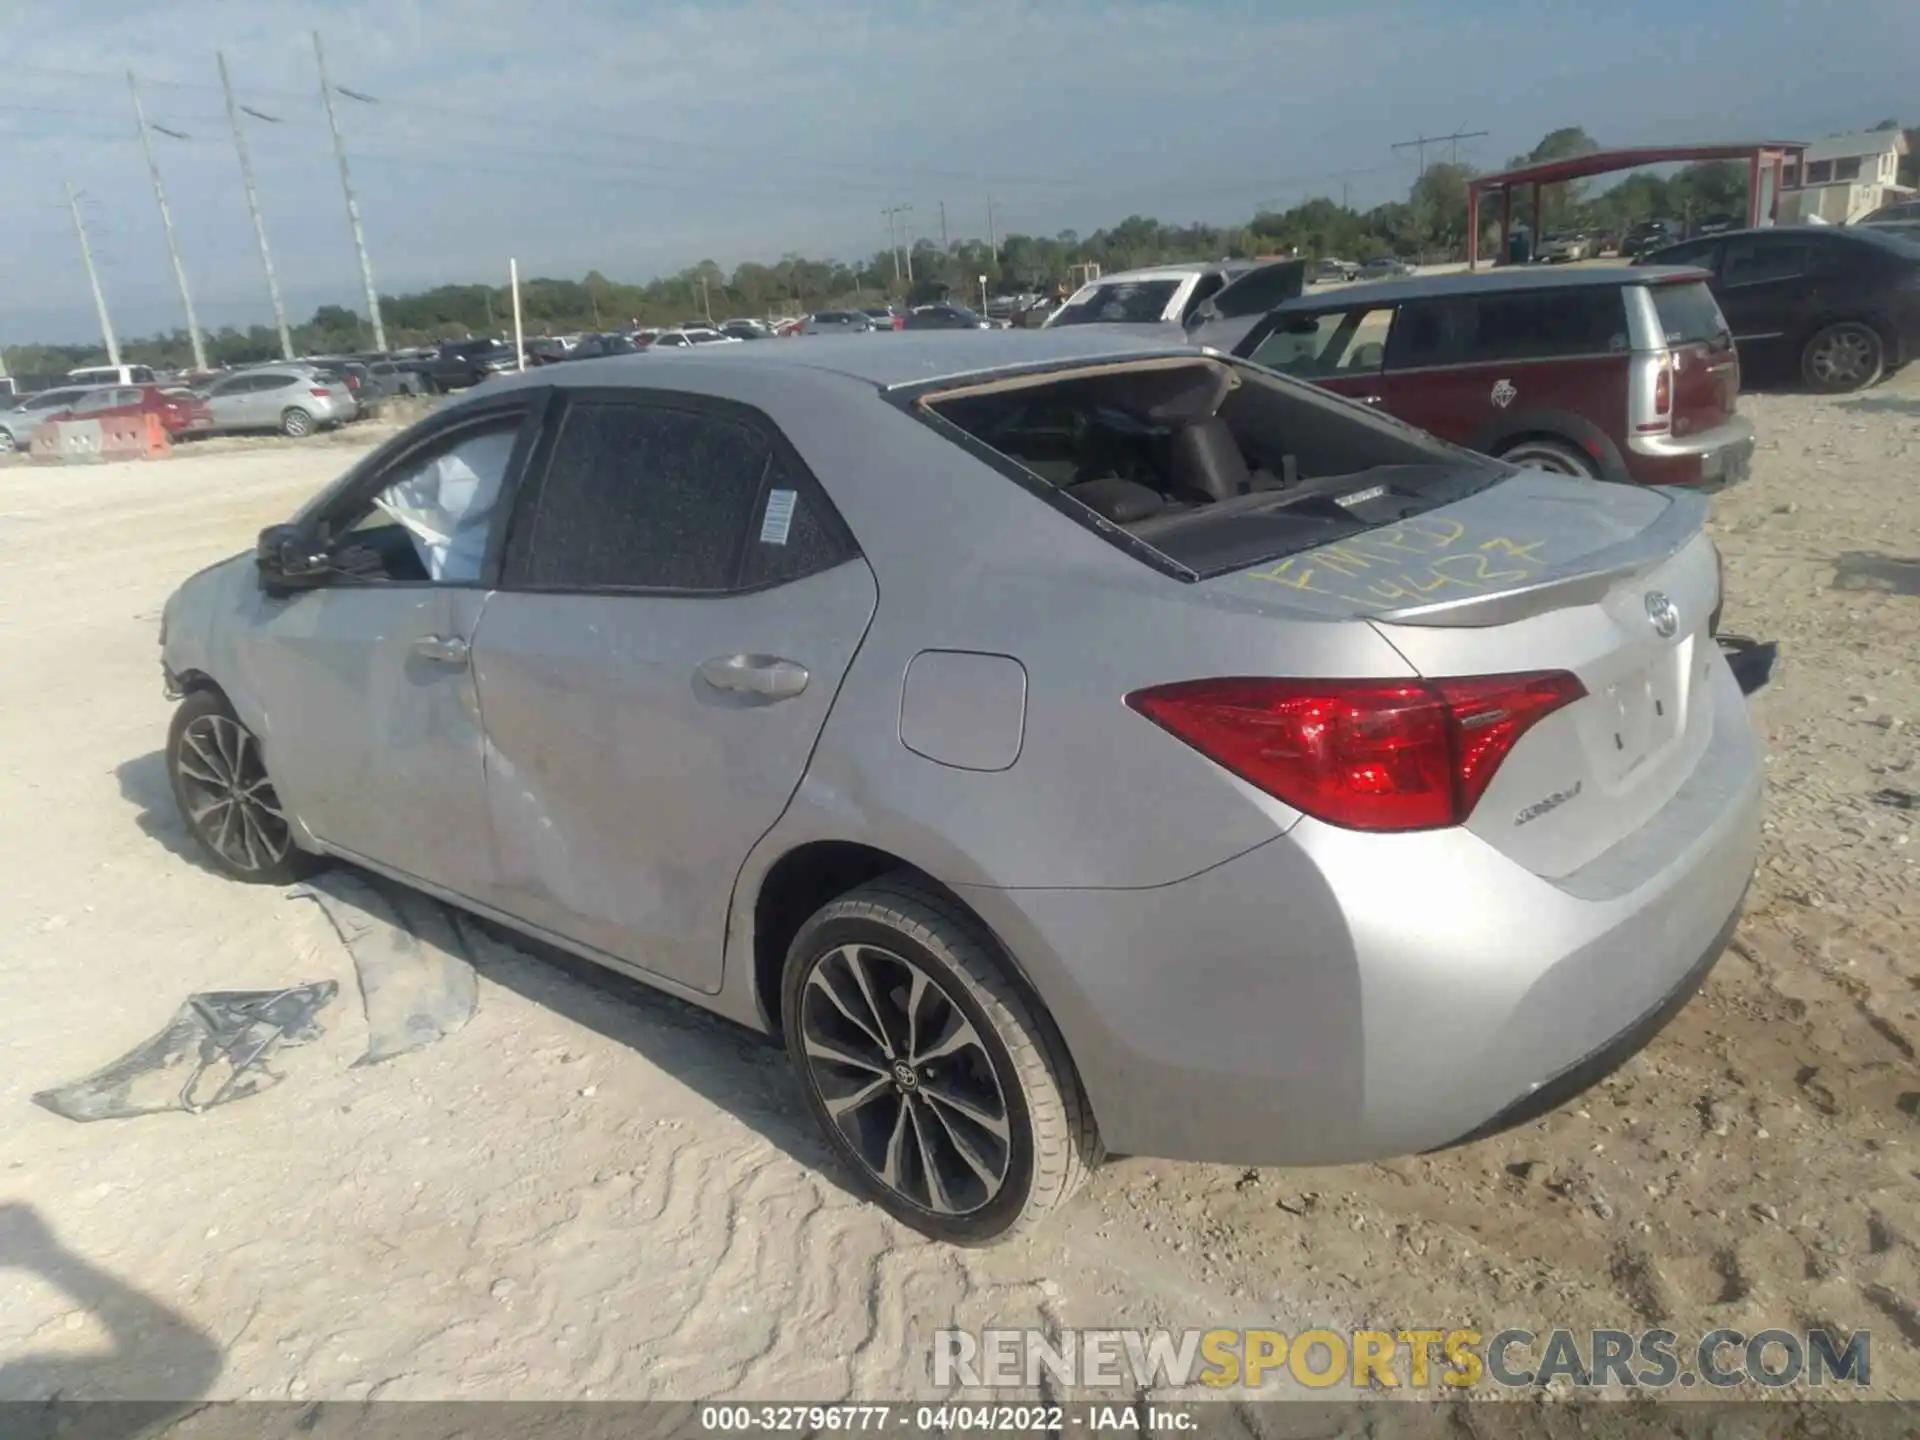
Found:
[939,200,949,251]
[128,72,207,371]
[882,205,911,285]
[67,183,121,367]
[1391,125,1489,176]
[217,51,294,360]
[986,196,996,261]
[314,31,387,351]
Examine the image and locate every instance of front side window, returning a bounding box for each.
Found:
[330,418,523,584]
[507,400,854,594]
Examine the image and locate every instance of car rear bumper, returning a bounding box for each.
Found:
[1627,413,1755,488]
[958,651,1763,1167]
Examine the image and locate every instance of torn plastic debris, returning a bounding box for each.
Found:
[295,870,478,1066]
[32,983,338,1123]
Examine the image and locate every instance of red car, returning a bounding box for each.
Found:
[1209,266,1754,488]
[47,383,214,438]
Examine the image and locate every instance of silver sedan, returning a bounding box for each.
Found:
[159,331,1763,1243]
[198,365,355,437]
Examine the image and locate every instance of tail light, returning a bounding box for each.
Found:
[310,387,332,398]
[1633,351,1673,434]
[1126,672,1586,832]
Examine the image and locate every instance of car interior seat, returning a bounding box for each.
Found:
[1168,416,1255,503]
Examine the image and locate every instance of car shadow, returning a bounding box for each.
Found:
[0,1201,221,1426]
[1832,551,1920,598]
[442,897,858,1194]
[1836,392,1920,419]
[113,750,226,879]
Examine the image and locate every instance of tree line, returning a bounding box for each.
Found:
[8,120,1913,378]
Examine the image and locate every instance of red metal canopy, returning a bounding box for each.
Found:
[1466,141,1807,268]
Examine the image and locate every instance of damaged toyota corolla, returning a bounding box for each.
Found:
[157,330,1768,1244]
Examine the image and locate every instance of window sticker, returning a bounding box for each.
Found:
[760,487,797,545]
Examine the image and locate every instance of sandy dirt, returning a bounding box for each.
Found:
[0,373,1916,1412]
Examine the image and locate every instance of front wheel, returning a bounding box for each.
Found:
[279,407,315,438]
[1498,436,1602,479]
[166,689,316,885]
[782,877,1098,1245]
[0,429,16,453]
[1801,322,1884,394]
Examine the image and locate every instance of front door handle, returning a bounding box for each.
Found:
[698,654,809,700]
[413,634,470,665]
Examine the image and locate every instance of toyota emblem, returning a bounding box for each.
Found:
[1645,591,1680,638]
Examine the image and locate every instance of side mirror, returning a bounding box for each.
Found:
[256,524,330,592]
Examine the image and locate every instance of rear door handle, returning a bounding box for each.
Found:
[412,634,470,665]
[698,654,809,700]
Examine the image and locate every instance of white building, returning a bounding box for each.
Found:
[1776,129,1913,225]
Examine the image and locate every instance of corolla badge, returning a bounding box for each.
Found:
[1490,378,1517,408]
[1645,590,1680,638]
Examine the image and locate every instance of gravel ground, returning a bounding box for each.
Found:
[0,371,1915,1414]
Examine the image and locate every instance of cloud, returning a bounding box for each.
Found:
[3,0,1916,341]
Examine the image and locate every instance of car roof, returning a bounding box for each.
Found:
[488,328,1194,392]
[1275,263,1710,308]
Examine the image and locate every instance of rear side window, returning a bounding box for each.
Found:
[1389,290,1625,367]
[1248,307,1393,376]
[1648,282,1730,346]
[1721,236,1827,285]
[507,399,857,594]
[1048,279,1182,325]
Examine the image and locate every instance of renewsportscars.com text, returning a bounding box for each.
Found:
[932,1326,1872,1391]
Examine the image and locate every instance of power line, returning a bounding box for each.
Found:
[1391,125,1489,175]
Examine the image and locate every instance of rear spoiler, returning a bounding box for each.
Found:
[1183,259,1308,333]
[1377,488,1711,628]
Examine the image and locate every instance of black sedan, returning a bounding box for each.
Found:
[1636,224,1920,392]
[902,303,992,331]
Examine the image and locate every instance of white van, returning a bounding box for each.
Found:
[66,363,158,387]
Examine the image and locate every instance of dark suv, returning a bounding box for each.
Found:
[1201,266,1753,488]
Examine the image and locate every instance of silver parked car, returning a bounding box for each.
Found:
[158,331,1763,1243]
[0,385,108,450]
[198,365,354,437]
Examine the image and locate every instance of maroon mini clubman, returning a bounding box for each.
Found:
[1205,266,1755,489]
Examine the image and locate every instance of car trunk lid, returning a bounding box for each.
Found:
[1202,472,1721,878]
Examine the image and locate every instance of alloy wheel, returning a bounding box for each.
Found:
[1808,327,1876,391]
[798,943,1013,1216]
[282,408,314,438]
[174,714,294,874]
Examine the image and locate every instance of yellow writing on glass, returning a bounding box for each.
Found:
[1248,528,1549,605]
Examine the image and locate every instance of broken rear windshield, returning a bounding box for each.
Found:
[919,358,1508,579]
[1048,280,1183,326]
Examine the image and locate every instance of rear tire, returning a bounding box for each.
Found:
[166,689,317,886]
[781,876,1098,1245]
[280,407,315,438]
[1498,436,1602,479]
[0,430,16,453]
[1801,322,1884,394]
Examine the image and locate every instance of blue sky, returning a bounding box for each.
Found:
[3,0,1915,343]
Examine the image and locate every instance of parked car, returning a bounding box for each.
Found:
[1635,224,1920,392]
[1619,220,1681,259]
[1044,261,1279,329]
[1357,255,1416,279]
[1859,200,1920,226]
[648,327,740,349]
[1195,265,1753,488]
[196,365,353,437]
[362,358,430,398]
[720,319,775,341]
[800,311,877,336]
[44,382,213,438]
[1314,258,1358,283]
[522,337,575,366]
[563,332,641,362]
[1693,213,1741,238]
[65,363,159,387]
[902,304,993,330]
[859,307,904,332]
[0,385,108,451]
[160,331,1768,1243]
[302,359,372,418]
[403,339,520,392]
[1535,232,1591,263]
